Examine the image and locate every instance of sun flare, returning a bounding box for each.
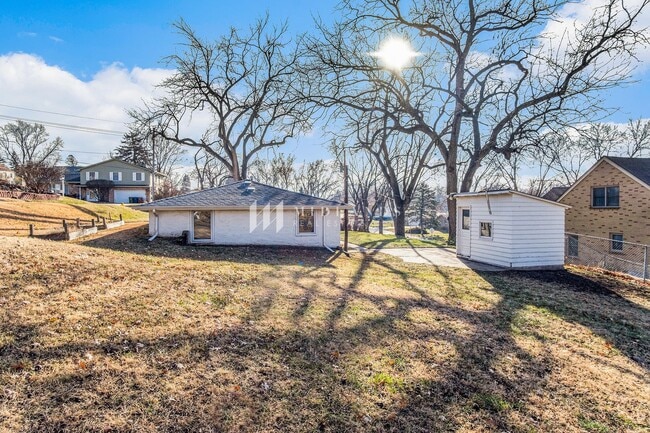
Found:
[370,37,420,72]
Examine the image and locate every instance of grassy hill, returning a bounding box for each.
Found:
[0,228,648,432]
[0,196,148,236]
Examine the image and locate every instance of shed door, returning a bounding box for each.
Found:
[458,207,471,257]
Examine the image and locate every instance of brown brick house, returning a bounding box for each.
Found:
[558,157,650,246]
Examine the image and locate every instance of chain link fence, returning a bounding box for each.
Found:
[565,233,649,281]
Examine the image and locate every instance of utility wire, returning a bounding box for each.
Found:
[0,103,126,124]
[0,114,125,136]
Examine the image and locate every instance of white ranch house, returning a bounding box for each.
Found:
[138,180,351,249]
[453,190,570,269]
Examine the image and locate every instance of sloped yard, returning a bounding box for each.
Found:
[0,227,648,432]
[0,197,148,236]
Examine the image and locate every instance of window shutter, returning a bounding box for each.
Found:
[109,172,113,181]
[118,172,122,181]
[132,172,136,181]
[85,172,90,181]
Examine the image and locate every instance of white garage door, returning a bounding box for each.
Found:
[114,189,146,204]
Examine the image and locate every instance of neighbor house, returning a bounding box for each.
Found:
[79,158,160,204]
[50,166,81,196]
[138,180,352,248]
[453,190,569,269]
[0,163,15,185]
[557,156,650,246]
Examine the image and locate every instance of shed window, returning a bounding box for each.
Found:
[610,233,624,252]
[479,222,492,238]
[461,209,470,230]
[592,186,619,208]
[298,209,315,233]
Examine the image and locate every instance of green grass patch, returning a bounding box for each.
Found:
[57,196,148,222]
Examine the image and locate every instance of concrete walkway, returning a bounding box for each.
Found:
[352,245,504,272]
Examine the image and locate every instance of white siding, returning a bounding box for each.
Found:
[150,208,342,248]
[149,211,191,237]
[455,193,566,269]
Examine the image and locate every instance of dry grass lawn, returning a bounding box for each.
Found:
[0,224,648,432]
[0,197,148,236]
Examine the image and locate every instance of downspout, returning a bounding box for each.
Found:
[148,209,159,241]
[322,208,335,253]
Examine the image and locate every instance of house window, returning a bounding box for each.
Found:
[298,209,315,233]
[592,186,619,208]
[86,171,98,181]
[610,233,624,252]
[461,209,470,230]
[133,172,145,182]
[193,211,212,240]
[479,222,492,238]
[109,172,122,181]
[567,234,579,257]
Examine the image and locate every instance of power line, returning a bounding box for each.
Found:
[0,114,125,136]
[0,103,127,125]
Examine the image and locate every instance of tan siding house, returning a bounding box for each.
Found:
[558,157,650,246]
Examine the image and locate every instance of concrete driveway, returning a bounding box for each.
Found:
[353,245,504,272]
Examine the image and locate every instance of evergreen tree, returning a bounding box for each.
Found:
[114,129,151,168]
[406,183,438,234]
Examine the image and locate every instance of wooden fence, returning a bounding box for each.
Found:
[28,214,124,241]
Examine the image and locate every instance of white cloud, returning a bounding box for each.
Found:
[17,32,37,38]
[48,35,64,43]
[0,53,173,165]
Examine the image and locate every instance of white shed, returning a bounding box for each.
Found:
[452,190,570,269]
[138,180,351,249]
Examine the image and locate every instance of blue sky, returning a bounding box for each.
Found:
[0,0,648,167]
[0,1,337,78]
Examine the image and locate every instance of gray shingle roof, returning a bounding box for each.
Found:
[542,186,569,201]
[607,157,650,187]
[139,181,350,209]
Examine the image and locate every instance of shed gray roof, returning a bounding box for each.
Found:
[139,181,351,210]
[607,157,650,187]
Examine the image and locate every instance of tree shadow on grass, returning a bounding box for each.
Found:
[3,233,649,432]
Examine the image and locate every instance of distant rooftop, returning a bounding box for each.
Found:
[542,186,569,202]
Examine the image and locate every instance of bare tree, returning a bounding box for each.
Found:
[626,118,650,157]
[304,0,648,241]
[130,16,313,181]
[192,149,230,190]
[0,121,64,192]
[249,153,297,189]
[579,123,623,160]
[294,159,340,199]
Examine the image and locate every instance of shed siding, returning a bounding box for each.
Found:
[456,193,566,268]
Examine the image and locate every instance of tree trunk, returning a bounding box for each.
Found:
[378,200,384,234]
[393,198,406,238]
[446,166,458,245]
